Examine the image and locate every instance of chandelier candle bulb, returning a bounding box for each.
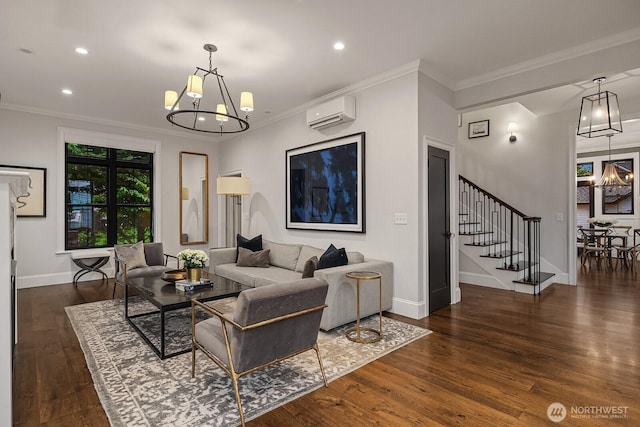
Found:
[240,92,254,112]
[216,104,228,122]
[186,75,203,98]
[164,90,179,110]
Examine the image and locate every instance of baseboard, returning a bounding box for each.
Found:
[458,272,512,290]
[390,297,425,320]
[17,268,115,289]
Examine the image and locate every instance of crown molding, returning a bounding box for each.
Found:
[456,27,640,90]
[0,103,216,142]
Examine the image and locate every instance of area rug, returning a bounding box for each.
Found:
[65,298,431,426]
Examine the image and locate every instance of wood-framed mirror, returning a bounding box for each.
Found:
[180,152,208,245]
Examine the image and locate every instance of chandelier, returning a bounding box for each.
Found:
[594,134,632,192]
[577,77,622,138]
[164,44,253,134]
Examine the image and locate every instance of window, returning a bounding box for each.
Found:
[601,159,634,215]
[65,143,154,249]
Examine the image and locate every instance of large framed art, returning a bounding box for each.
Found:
[0,164,46,217]
[286,132,365,233]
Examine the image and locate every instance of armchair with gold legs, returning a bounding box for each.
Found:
[191,278,329,426]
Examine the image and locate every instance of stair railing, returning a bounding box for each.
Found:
[459,175,542,289]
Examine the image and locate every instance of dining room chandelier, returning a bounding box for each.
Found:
[164,44,253,134]
[594,134,632,191]
[577,77,622,138]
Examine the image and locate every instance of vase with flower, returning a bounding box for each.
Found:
[177,249,209,282]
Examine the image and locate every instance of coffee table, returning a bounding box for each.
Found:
[125,273,250,359]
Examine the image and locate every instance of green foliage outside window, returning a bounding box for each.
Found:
[66,142,154,249]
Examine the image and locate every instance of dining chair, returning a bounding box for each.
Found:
[579,228,611,270]
[607,226,631,269]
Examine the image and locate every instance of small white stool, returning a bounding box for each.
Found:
[71,250,111,286]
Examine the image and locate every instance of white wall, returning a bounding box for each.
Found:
[216,70,456,319]
[0,108,220,288]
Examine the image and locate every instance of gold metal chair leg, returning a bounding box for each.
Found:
[191,346,196,378]
[313,343,328,387]
[231,373,246,426]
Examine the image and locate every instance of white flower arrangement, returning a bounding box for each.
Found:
[587,217,618,226]
[177,249,209,268]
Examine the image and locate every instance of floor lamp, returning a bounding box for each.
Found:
[216,176,251,246]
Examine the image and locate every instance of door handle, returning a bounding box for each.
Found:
[445,231,455,238]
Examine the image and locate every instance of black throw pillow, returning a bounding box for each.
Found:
[236,234,263,261]
[317,244,348,270]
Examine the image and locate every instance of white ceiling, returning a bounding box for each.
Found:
[2,0,640,141]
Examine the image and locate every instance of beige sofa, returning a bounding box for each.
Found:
[209,239,393,331]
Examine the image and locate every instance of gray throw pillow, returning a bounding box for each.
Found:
[236,247,270,268]
[115,241,148,270]
[302,256,318,278]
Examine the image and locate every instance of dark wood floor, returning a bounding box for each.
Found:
[13,264,640,426]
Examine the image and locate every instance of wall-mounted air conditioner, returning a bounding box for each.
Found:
[306,96,355,130]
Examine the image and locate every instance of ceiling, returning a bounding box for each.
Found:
[2,0,640,141]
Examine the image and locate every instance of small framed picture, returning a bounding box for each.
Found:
[577,162,594,178]
[468,120,490,139]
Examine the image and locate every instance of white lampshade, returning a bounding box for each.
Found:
[164,90,179,110]
[240,92,254,112]
[507,122,517,133]
[186,75,203,98]
[217,176,250,195]
[216,104,229,122]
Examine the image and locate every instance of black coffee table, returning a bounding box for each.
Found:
[125,273,250,359]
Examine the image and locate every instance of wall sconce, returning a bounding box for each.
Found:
[507,122,517,143]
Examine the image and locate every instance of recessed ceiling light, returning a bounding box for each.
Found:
[333,41,345,51]
[75,47,89,55]
[62,89,73,95]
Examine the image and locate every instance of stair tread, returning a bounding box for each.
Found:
[480,250,522,258]
[459,231,493,236]
[464,240,508,247]
[513,272,555,285]
[496,261,537,272]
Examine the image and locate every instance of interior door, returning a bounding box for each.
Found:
[428,145,451,313]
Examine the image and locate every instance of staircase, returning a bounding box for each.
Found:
[458,176,555,295]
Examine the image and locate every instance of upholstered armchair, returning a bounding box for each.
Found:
[191,278,329,426]
[113,241,178,298]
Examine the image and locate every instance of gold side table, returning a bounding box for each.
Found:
[345,270,382,343]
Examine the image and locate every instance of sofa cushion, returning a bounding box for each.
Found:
[263,239,302,270]
[114,241,148,270]
[317,244,348,270]
[294,245,325,272]
[347,251,365,264]
[236,234,263,261]
[237,247,270,268]
[302,256,318,278]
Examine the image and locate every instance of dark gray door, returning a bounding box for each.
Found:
[428,146,451,313]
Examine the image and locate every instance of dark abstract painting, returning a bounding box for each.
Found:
[286,132,365,232]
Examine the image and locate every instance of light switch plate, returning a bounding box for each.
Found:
[394,213,408,225]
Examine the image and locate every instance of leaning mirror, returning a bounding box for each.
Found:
[180,152,208,244]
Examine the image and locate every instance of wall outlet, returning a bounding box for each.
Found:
[556,212,564,221]
[394,213,408,225]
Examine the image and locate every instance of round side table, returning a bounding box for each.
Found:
[345,270,382,343]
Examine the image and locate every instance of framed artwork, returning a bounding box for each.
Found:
[577,162,593,177]
[286,132,365,232]
[468,120,490,139]
[0,164,46,217]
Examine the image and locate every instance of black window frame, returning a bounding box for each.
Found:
[65,142,154,250]
[601,158,634,215]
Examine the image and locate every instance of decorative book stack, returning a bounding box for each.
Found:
[175,279,213,292]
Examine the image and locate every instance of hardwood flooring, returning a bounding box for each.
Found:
[12,265,640,426]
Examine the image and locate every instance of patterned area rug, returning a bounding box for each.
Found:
[65,298,431,426]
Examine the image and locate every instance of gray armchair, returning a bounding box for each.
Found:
[113,242,177,298]
[191,278,329,426]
